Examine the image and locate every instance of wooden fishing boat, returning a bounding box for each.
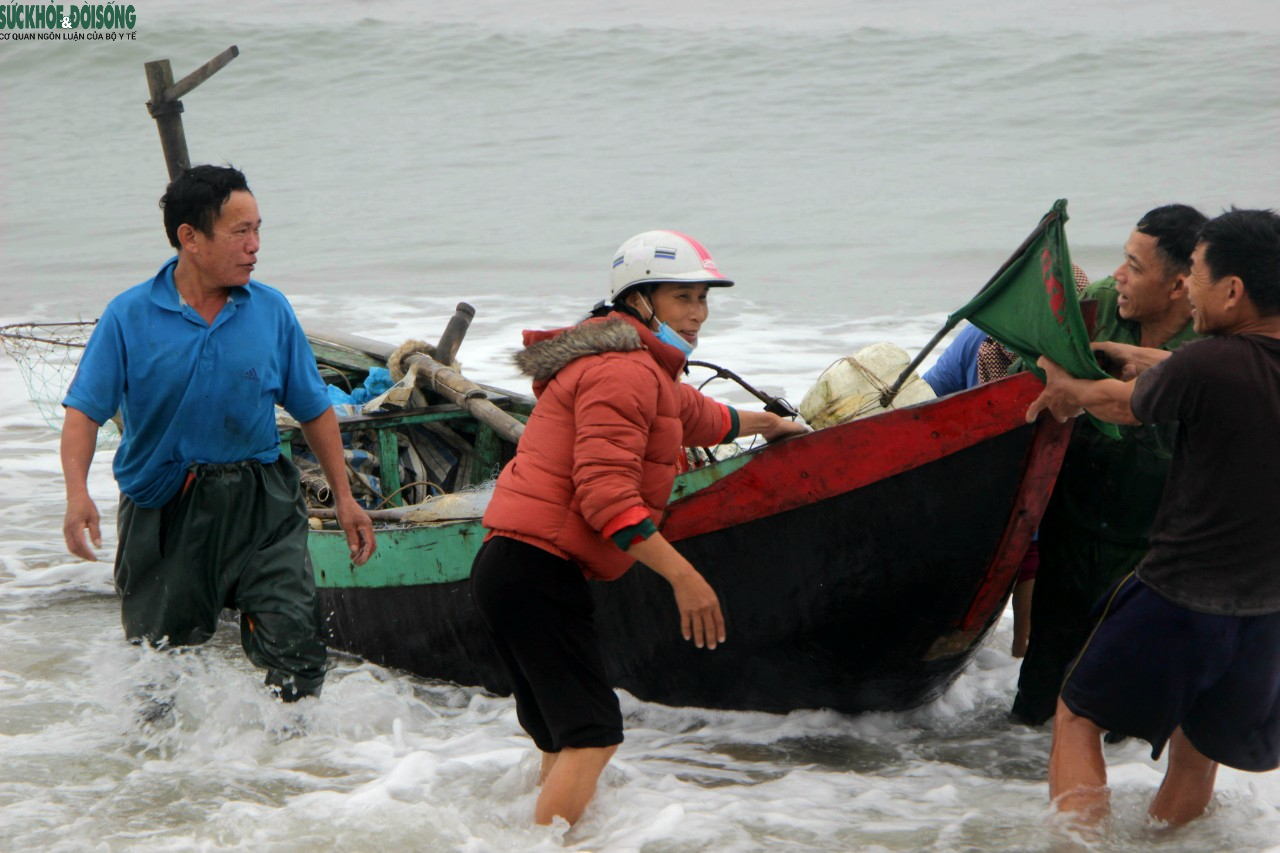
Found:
[288,321,1070,715]
[1,47,1077,716]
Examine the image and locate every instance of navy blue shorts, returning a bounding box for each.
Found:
[469,535,624,754]
[1061,574,1280,771]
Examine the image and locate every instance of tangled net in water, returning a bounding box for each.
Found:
[0,320,120,448]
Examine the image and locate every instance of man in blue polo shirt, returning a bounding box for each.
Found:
[61,165,375,702]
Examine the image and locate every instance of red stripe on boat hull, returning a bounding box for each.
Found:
[663,371,1050,542]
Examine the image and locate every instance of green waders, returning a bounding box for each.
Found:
[114,457,326,701]
[1011,414,1176,725]
[1010,509,1147,724]
[1010,280,1198,725]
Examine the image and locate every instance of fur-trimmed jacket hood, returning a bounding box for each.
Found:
[514,313,688,392]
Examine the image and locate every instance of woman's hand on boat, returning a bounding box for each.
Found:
[762,416,812,442]
[63,493,101,562]
[335,496,377,565]
[739,410,812,443]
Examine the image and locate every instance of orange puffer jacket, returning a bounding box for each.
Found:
[482,311,730,580]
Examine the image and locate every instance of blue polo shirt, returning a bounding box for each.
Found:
[923,323,984,396]
[64,257,331,508]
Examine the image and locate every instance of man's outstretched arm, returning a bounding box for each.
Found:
[1026,356,1141,426]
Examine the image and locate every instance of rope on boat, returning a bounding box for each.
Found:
[817,354,903,421]
[387,339,458,382]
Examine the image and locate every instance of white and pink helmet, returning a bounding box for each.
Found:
[608,230,735,302]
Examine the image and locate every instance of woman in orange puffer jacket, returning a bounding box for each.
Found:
[471,231,809,828]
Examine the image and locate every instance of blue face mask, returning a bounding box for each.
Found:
[639,295,696,356]
[655,321,695,356]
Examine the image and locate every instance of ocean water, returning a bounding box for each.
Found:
[3,1,1280,850]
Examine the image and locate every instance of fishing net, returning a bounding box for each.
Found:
[0,320,120,448]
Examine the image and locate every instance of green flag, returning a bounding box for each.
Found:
[950,199,1118,436]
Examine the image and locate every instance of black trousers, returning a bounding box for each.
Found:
[470,536,624,753]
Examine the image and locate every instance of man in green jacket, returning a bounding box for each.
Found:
[1011,204,1207,725]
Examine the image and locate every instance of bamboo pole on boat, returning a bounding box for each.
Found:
[434,303,476,366]
[304,327,528,445]
[144,46,240,181]
[405,302,525,442]
[402,351,525,444]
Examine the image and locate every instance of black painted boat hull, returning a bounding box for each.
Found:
[317,373,1069,714]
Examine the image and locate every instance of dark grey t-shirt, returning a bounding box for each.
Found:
[1130,334,1280,615]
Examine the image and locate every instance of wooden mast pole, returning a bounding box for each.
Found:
[144,46,240,181]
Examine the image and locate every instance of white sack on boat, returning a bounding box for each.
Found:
[798,342,936,430]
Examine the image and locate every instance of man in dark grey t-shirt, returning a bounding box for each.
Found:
[1025,208,1280,829]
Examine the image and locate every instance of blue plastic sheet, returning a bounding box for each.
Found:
[328,367,394,409]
